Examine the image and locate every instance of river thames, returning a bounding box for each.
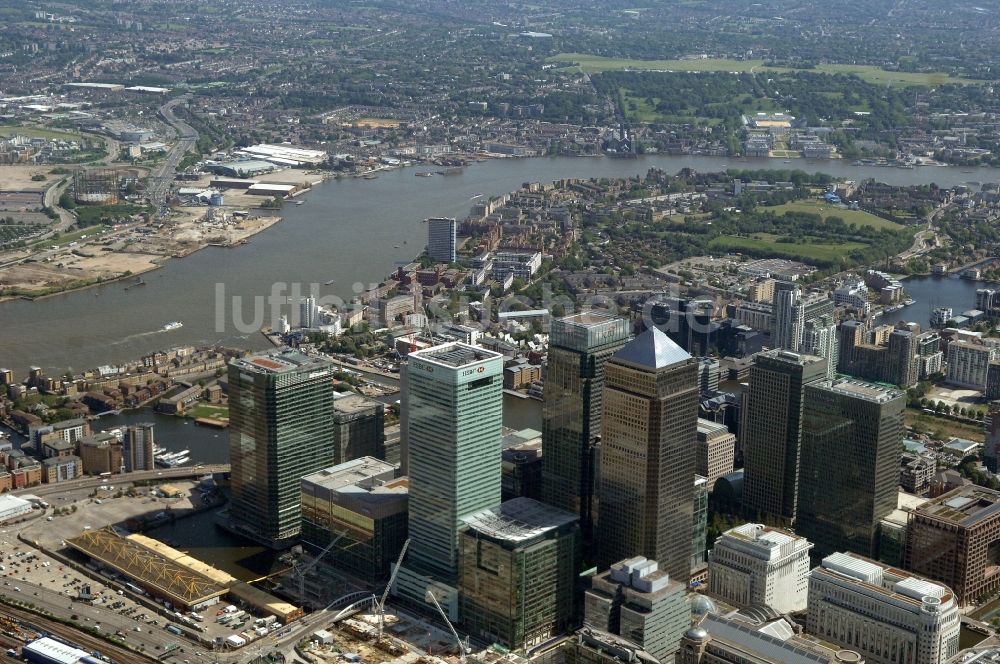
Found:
[3,154,1000,374]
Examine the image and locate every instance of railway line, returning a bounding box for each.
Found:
[0,602,158,663]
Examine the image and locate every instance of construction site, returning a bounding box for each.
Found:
[73,168,121,205]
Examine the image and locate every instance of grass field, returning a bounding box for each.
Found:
[25,227,108,250]
[548,54,984,87]
[186,403,229,420]
[0,125,86,141]
[905,409,984,442]
[763,199,905,231]
[619,89,730,124]
[708,233,867,262]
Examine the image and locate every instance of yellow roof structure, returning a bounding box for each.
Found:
[68,526,300,619]
[68,527,226,609]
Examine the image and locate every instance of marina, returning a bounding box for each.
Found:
[155,449,191,468]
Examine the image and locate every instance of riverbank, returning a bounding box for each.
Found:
[0,212,283,301]
[6,152,1000,374]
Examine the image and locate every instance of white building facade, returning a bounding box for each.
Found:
[707,523,812,614]
[807,552,960,664]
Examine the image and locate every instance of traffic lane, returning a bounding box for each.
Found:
[0,576,175,654]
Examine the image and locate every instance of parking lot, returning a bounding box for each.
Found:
[0,482,235,663]
[0,534,215,662]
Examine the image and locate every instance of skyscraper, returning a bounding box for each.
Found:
[299,296,318,329]
[801,314,838,379]
[772,282,834,354]
[124,423,155,472]
[886,328,920,388]
[985,401,1000,473]
[541,313,630,544]
[427,217,458,263]
[741,350,827,524]
[837,319,866,375]
[228,349,336,548]
[771,281,802,351]
[598,327,698,581]
[393,342,504,619]
[797,379,905,558]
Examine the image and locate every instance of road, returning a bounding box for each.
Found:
[41,177,76,233]
[12,464,230,499]
[149,95,197,212]
[898,221,936,261]
[0,576,175,658]
[0,602,163,663]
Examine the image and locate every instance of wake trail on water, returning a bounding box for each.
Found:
[109,328,169,345]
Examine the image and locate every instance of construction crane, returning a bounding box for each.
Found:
[292,529,348,604]
[425,587,470,663]
[375,537,410,642]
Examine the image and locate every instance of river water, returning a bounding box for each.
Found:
[3,155,1000,375]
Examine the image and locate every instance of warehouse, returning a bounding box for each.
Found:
[22,637,95,664]
[205,160,276,178]
[0,494,33,523]
[236,143,327,167]
[246,183,297,197]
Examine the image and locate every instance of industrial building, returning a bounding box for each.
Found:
[458,497,580,651]
[246,182,298,198]
[68,526,302,621]
[21,637,96,664]
[300,457,408,585]
[205,160,276,178]
[0,493,33,523]
[235,143,328,167]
